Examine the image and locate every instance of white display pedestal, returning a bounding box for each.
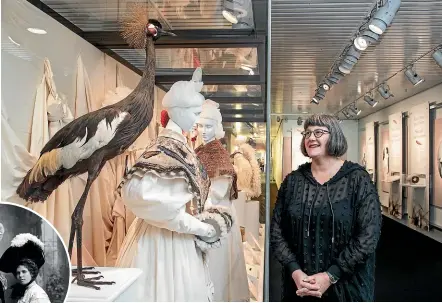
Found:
[245,200,260,248]
[233,191,247,228]
[67,267,142,302]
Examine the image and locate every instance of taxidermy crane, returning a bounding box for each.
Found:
[16,6,175,290]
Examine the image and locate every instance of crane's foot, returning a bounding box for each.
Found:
[71,273,116,290]
[72,267,101,275]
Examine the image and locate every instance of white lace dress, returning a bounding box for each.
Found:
[115,173,214,302]
[206,176,250,302]
[17,281,50,303]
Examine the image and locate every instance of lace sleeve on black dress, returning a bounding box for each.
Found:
[270,174,301,274]
[328,171,382,279]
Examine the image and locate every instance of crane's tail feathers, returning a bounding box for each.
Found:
[16,150,63,202]
[29,149,62,184]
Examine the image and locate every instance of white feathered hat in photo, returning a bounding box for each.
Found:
[198,99,225,139]
[0,233,45,273]
[162,67,205,109]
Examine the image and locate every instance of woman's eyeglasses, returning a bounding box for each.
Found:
[301,129,330,139]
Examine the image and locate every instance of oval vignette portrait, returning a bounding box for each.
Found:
[0,202,71,303]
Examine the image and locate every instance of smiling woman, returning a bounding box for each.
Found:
[270,114,382,302]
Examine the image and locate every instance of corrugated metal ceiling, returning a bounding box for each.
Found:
[41,0,254,30]
[271,0,442,128]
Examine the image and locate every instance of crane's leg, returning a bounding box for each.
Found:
[70,160,116,290]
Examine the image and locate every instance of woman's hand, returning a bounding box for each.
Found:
[291,270,321,297]
[296,272,331,298]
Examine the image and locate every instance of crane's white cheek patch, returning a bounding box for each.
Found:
[60,112,128,169]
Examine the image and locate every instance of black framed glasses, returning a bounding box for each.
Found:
[301,129,330,139]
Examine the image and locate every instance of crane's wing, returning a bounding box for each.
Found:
[40,107,130,156]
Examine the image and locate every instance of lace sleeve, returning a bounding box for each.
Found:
[328,171,382,278]
[270,174,301,274]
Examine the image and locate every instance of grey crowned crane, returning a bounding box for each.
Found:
[16,10,175,289]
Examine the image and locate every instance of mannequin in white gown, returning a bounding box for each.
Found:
[115,69,233,302]
[195,100,250,302]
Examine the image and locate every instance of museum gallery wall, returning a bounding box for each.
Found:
[1,0,161,268]
[358,83,442,230]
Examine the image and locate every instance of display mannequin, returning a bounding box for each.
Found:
[115,69,232,302]
[195,100,250,302]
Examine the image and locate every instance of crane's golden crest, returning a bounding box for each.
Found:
[120,3,150,49]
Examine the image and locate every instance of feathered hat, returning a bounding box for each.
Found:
[198,99,225,139]
[0,233,45,273]
[162,67,205,108]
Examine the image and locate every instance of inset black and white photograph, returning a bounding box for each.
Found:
[0,202,71,303]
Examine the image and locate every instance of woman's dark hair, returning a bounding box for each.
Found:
[300,114,348,158]
[11,258,39,300]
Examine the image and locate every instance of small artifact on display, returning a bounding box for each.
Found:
[231,142,262,199]
[195,100,250,302]
[15,3,175,289]
[115,68,232,302]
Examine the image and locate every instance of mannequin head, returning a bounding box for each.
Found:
[168,106,202,132]
[196,99,225,143]
[162,67,205,132]
[197,118,217,143]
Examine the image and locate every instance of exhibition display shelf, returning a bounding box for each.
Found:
[401,173,427,188]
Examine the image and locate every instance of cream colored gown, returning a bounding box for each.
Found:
[207,176,250,302]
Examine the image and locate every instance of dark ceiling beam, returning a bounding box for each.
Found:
[205,96,263,104]
[83,31,265,49]
[220,109,263,115]
[223,117,265,122]
[155,74,263,85]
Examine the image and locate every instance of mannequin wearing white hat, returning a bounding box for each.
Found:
[115,69,233,302]
[195,100,250,302]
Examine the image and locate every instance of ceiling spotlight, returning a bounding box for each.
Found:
[342,109,351,119]
[344,46,361,64]
[362,30,380,45]
[404,66,424,86]
[354,36,368,51]
[27,27,47,34]
[348,103,361,116]
[364,94,378,107]
[322,80,333,91]
[339,60,355,74]
[222,0,247,24]
[328,71,345,84]
[369,0,401,35]
[378,83,394,99]
[311,97,320,105]
[432,49,442,68]
[297,117,303,125]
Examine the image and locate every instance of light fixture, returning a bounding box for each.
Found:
[342,109,351,119]
[311,97,320,105]
[432,49,442,68]
[378,83,394,99]
[362,30,380,45]
[348,103,361,116]
[364,94,378,107]
[369,0,401,35]
[343,46,361,64]
[27,27,47,34]
[404,66,424,86]
[339,60,355,74]
[222,0,247,24]
[354,36,368,51]
[297,117,303,126]
[321,79,333,91]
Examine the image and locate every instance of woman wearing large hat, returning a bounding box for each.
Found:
[0,233,50,303]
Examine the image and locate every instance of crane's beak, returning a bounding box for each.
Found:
[157,28,176,37]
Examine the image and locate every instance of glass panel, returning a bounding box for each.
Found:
[113,47,258,75]
[42,0,255,31]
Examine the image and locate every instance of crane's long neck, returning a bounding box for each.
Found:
[142,37,155,87]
